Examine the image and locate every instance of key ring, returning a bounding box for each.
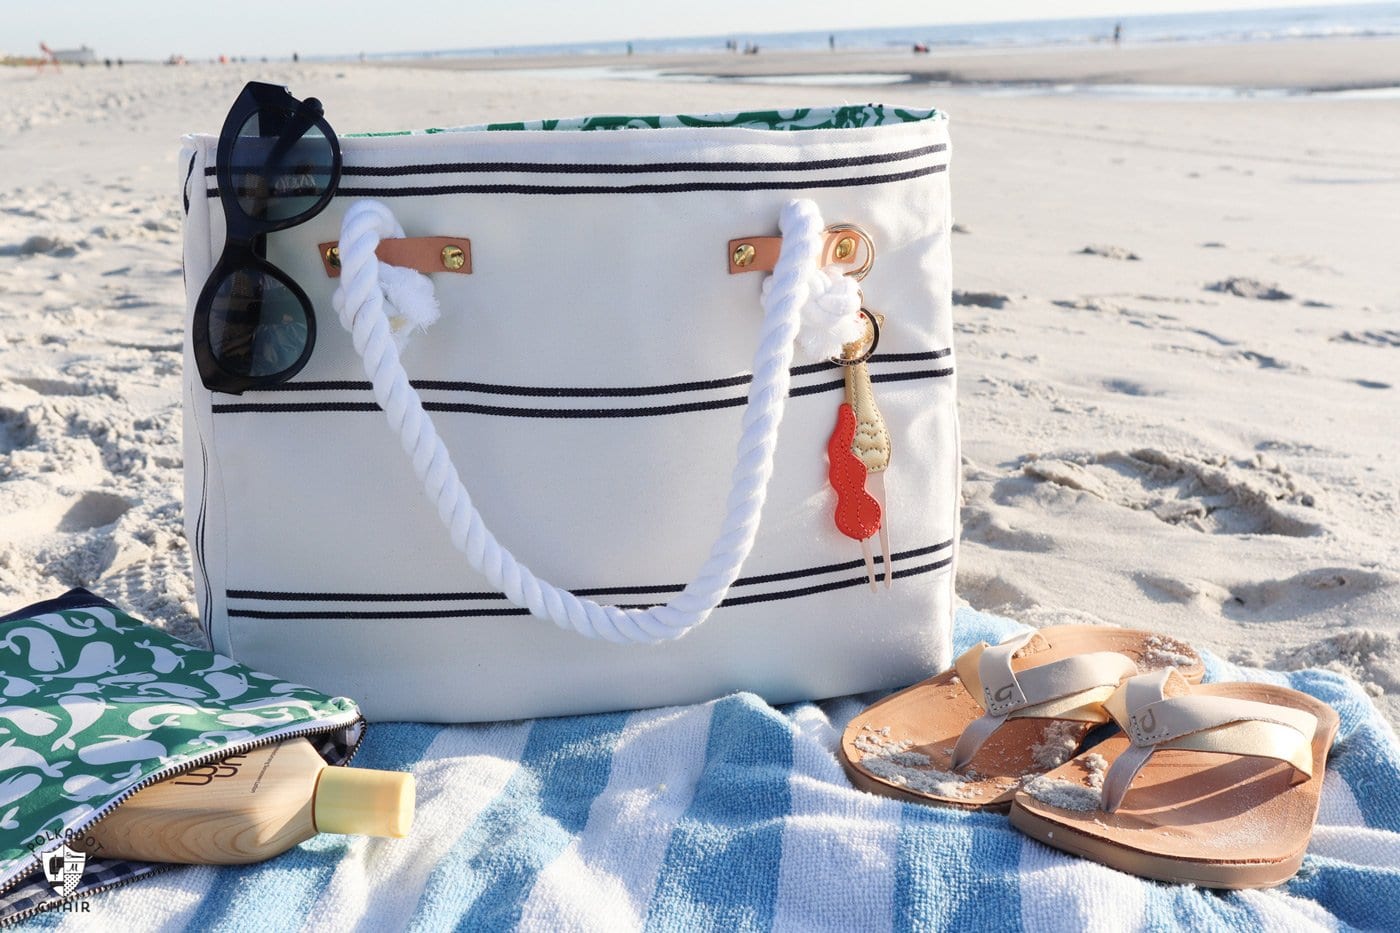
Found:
[831,308,880,367]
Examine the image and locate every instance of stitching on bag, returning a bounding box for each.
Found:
[183,151,197,214]
[211,368,954,417]
[196,439,211,642]
[224,554,954,619]
[226,540,956,602]
[191,136,239,660]
[202,143,949,178]
[240,350,953,398]
[204,162,948,200]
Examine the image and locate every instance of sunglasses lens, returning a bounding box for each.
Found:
[230,108,336,224]
[207,268,310,378]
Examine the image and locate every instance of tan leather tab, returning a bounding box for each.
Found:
[318,237,472,278]
[727,230,864,274]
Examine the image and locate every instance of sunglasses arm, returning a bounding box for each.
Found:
[262,98,325,174]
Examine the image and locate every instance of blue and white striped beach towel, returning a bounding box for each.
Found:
[17,609,1400,931]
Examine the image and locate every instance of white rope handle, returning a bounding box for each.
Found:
[332,197,847,644]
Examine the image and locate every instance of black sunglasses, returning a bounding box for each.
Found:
[193,81,341,394]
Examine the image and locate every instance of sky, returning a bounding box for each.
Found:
[0,0,1378,61]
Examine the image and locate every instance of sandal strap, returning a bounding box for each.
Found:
[956,631,1139,716]
[948,631,1138,770]
[1100,670,1319,813]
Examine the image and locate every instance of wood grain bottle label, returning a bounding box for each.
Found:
[80,739,414,865]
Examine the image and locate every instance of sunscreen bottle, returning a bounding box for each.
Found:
[81,738,414,864]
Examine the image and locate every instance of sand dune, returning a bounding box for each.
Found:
[0,45,1396,722]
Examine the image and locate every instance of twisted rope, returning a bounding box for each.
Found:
[332,198,847,644]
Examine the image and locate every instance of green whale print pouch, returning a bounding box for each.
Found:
[0,589,365,924]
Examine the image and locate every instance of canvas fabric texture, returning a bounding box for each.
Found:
[179,106,959,722]
[0,591,365,925]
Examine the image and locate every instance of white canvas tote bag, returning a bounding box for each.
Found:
[180,103,958,722]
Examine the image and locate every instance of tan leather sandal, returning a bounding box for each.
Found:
[839,626,1205,810]
[1009,668,1340,888]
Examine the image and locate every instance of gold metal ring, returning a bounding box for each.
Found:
[826,223,875,282]
[831,308,880,367]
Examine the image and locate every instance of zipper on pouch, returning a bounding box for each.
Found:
[0,710,366,925]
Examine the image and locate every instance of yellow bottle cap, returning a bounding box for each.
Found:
[313,766,415,838]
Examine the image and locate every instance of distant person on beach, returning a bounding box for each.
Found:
[829,34,835,51]
[627,42,633,56]
[913,42,930,54]
[37,41,59,72]
[1114,22,1122,45]
[292,51,300,63]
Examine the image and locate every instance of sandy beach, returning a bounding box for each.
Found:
[1,37,1397,724]
[399,35,1400,91]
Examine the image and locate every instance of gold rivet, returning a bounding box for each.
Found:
[324,245,340,268]
[834,236,856,261]
[441,244,466,271]
[732,243,756,268]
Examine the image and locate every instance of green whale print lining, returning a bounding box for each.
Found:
[348,104,943,137]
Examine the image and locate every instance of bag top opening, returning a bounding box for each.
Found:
[346,103,942,137]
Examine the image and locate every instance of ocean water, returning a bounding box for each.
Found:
[385,3,1400,59]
